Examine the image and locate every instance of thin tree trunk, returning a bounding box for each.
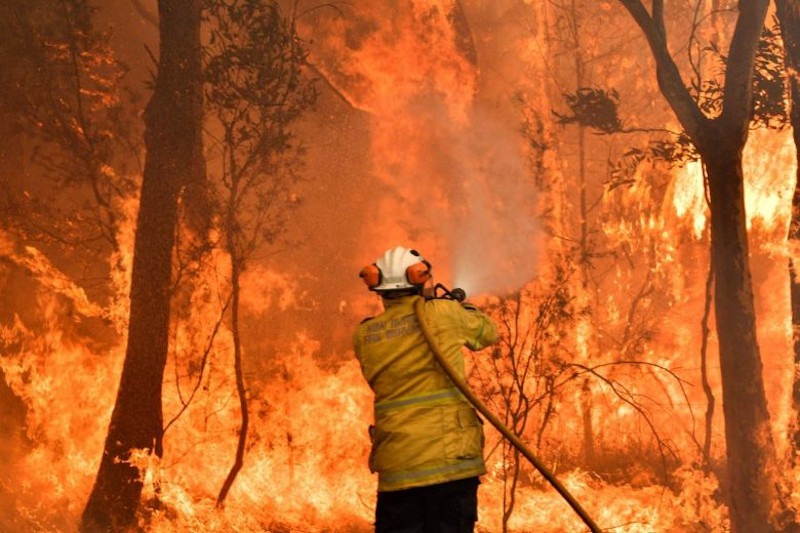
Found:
[699,257,715,473]
[216,258,249,506]
[81,1,204,530]
[775,0,800,464]
[217,131,249,505]
[565,0,596,469]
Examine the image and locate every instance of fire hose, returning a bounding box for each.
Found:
[413,295,602,533]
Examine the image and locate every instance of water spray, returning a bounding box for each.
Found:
[414,295,602,533]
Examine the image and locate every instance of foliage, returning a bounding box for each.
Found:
[556,17,788,191]
[750,21,788,129]
[203,0,318,261]
[698,18,788,130]
[606,132,698,190]
[0,0,137,253]
[553,87,623,134]
[553,85,700,188]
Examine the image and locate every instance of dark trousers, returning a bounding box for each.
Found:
[374,477,480,533]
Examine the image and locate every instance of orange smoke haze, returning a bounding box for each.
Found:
[2,1,800,532]
[298,1,542,298]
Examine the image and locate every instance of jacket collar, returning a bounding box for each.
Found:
[381,294,420,309]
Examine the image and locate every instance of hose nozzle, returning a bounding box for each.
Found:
[433,283,466,302]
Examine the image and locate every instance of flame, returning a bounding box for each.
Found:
[303,1,542,297]
[671,161,708,239]
[0,262,124,531]
[671,129,796,238]
[4,1,800,532]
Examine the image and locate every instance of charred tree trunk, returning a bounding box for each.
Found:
[775,0,800,463]
[81,1,204,530]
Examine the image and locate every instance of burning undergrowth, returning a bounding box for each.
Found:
[2,0,800,531]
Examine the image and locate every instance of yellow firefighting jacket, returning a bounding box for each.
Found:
[353,295,498,492]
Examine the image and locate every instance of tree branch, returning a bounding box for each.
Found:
[721,0,770,129]
[616,0,707,140]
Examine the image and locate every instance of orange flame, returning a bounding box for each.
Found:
[4,2,800,532]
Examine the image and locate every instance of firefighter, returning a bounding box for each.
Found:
[354,246,498,533]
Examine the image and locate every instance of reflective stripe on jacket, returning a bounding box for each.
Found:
[353,295,498,492]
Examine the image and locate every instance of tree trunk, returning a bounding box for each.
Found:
[703,133,779,531]
[215,114,249,507]
[775,0,800,463]
[81,1,204,530]
[616,1,785,529]
[700,261,716,473]
[216,258,249,506]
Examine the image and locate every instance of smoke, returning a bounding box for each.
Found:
[441,105,540,298]
[375,96,540,298]
[300,2,542,299]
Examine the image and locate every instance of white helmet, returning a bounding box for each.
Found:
[359,246,432,292]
